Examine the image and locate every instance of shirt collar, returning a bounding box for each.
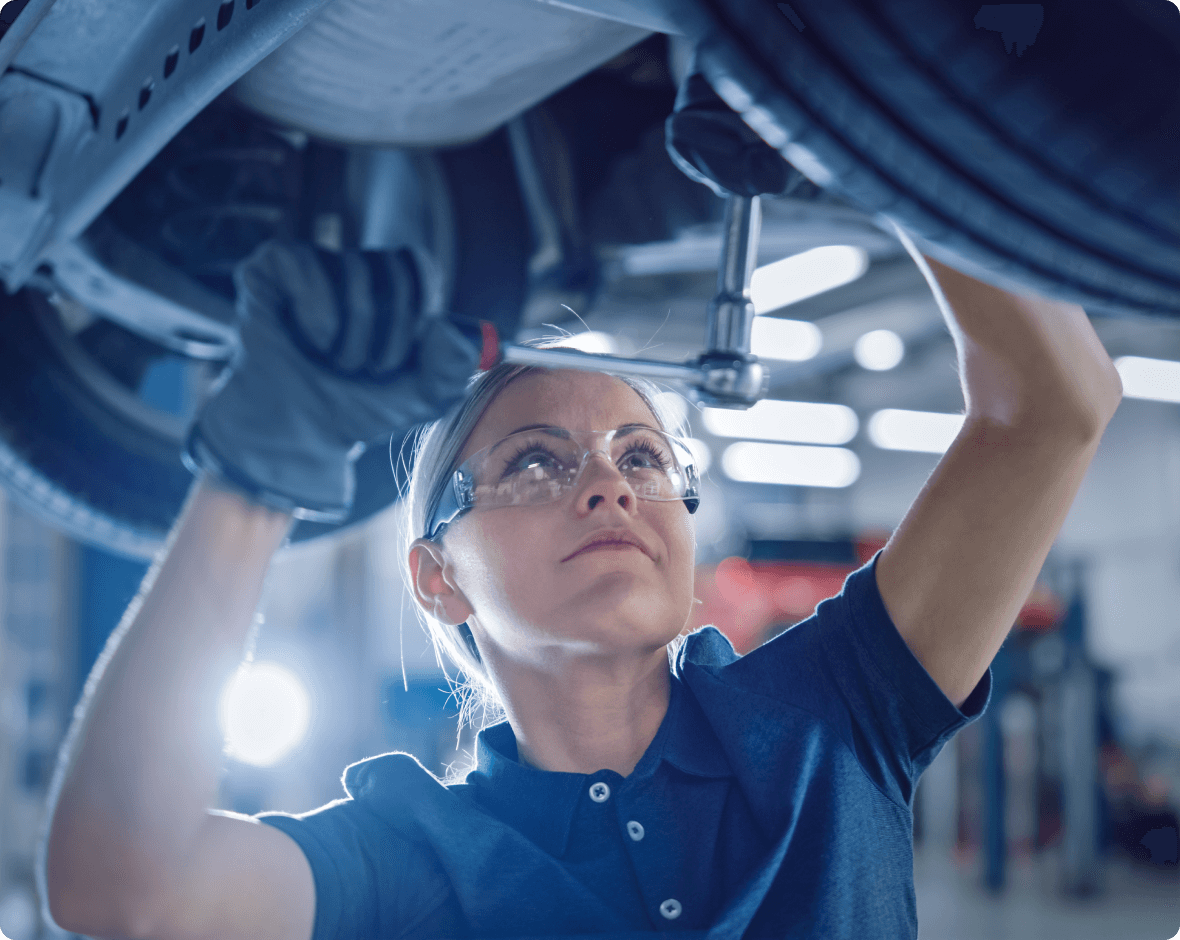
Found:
[661,669,732,780]
[465,721,586,857]
[462,673,731,857]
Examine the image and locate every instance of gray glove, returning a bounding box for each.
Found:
[184,239,495,522]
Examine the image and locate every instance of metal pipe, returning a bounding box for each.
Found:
[705,194,760,356]
[494,194,768,408]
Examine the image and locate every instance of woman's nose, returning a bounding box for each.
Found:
[576,453,636,513]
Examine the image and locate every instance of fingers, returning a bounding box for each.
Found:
[236,241,426,379]
[356,248,420,375]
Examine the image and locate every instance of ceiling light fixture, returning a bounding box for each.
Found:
[1114,356,1180,404]
[750,245,869,314]
[868,409,964,453]
[703,399,858,446]
[721,441,861,488]
[750,316,823,361]
[854,329,905,371]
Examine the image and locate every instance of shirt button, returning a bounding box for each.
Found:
[589,781,610,802]
[659,899,682,920]
[626,820,645,841]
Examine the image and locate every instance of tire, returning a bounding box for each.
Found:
[0,127,530,559]
[658,0,1180,318]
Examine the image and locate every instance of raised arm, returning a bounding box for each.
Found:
[875,248,1123,709]
[43,479,315,940]
[42,239,487,939]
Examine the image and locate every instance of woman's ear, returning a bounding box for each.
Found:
[408,538,474,626]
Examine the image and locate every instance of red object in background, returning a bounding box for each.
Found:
[689,531,1064,654]
[854,531,890,565]
[1014,582,1064,630]
[690,557,857,654]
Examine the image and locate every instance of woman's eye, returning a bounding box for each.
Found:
[621,447,670,470]
[504,447,561,476]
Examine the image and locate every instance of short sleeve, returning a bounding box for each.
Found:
[258,798,459,940]
[689,550,991,808]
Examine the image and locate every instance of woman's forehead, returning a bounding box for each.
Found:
[465,370,658,455]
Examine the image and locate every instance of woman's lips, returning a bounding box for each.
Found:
[570,540,645,558]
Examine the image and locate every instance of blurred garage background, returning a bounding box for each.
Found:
[2,226,1179,939]
[0,2,1179,938]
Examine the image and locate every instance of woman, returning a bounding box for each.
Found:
[42,236,1122,940]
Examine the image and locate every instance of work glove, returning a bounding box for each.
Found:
[183,239,496,522]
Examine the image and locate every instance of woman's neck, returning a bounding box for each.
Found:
[497,653,672,777]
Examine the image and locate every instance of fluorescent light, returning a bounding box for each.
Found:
[1115,356,1180,403]
[218,661,312,767]
[751,317,822,361]
[750,245,869,314]
[854,329,905,371]
[868,409,964,453]
[685,437,712,475]
[722,442,860,488]
[702,399,858,445]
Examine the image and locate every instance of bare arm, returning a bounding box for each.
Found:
[876,251,1123,709]
[43,477,314,940]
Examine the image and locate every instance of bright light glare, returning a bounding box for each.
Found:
[750,317,823,361]
[750,245,869,314]
[854,329,905,371]
[868,409,965,454]
[702,399,858,445]
[1115,356,1180,403]
[685,437,712,475]
[559,331,616,354]
[218,661,311,767]
[721,442,861,488]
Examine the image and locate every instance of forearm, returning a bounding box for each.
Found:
[45,477,293,917]
[917,253,1123,434]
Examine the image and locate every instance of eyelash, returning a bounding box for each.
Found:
[502,440,671,476]
[503,443,559,474]
[624,440,672,470]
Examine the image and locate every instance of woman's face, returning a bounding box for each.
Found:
[424,369,697,670]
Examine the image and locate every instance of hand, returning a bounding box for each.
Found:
[184,239,493,521]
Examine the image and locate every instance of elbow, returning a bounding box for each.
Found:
[44,876,110,939]
[43,849,106,938]
[45,870,163,940]
[43,822,167,939]
[43,807,89,933]
[1070,354,1123,437]
[969,382,1121,445]
[1064,378,1122,442]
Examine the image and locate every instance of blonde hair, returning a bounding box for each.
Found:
[396,339,692,741]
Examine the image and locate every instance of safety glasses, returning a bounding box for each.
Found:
[425,425,700,541]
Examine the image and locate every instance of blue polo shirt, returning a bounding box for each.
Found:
[258,552,991,939]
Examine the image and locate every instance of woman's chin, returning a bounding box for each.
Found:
[549,597,681,648]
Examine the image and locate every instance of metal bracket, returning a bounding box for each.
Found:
[0,0,58,76]
[46,218,238,359]
[502,193,768,409]
[0,0,334,289]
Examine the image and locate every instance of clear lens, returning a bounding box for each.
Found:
[467,427,691,511]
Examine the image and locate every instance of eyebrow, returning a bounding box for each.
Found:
[505,423,660,436]
[506,424,563,437]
